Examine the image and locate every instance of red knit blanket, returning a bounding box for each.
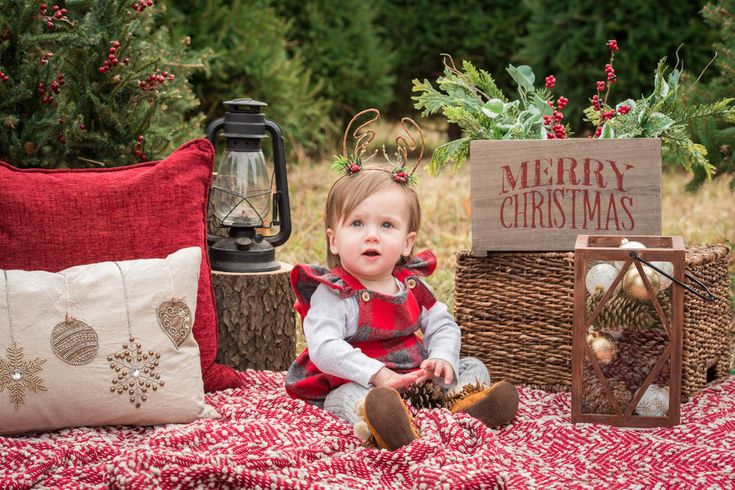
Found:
[2,371,734,489]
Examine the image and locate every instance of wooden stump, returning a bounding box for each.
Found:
[212,263,297,372]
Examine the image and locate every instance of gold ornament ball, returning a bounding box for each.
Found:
[623,266,660,301]
[588,334,616,366]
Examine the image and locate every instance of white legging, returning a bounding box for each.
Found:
[323,356,492,426]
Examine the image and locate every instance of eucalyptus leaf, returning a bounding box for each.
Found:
[654,74,669,98]
[482,99,505,117]
[532,95,554,116]
[481,108,499,119]
[506,64,535,92]
[517,65,535,85]
[601,124,614,138]
[668,69,681,88]
[505,100,521,112]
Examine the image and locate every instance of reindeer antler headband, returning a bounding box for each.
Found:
[331,108,425,186]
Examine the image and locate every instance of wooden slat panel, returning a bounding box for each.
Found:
[470,139,662,252]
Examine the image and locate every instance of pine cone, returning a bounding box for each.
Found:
[23,141,36,156]
[399,380,445,410]
[581,374,632,414]
[443,380,488,412]
[587,291,671,333]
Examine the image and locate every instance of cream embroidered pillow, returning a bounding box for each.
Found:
[0,247,218,435]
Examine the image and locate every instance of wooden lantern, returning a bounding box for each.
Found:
[572,235,685,427]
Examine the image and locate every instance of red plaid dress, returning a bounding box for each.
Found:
[285,250,438,404]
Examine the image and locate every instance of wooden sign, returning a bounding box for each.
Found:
[470,139,662,252]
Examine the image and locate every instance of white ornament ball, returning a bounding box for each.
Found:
[634,384,669,417]
[651,261,674,290]
[620,239,646,250]
[585,263,621,296]
[615,239,647,269]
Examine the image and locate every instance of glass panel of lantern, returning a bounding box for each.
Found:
[572,235,685,428]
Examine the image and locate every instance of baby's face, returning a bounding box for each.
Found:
[327,187,416,284]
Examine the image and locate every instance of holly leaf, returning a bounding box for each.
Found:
[643,112,675,135]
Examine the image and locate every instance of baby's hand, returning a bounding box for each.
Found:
[370,367,421,389]
[417,358,454,385]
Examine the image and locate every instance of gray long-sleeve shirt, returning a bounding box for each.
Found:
[303,279,461,389]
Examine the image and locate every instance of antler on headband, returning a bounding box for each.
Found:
[332,108,425,186]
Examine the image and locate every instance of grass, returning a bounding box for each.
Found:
[278,160,735,364]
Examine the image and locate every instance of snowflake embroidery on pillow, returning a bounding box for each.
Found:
[108,336,164,408]
[0,342,47,410]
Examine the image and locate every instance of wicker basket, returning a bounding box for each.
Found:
[455,244,733,401]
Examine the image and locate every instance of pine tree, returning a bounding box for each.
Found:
[685,0,735,190]
[0,0,204,168]
[158,0,333,162]
[275,0,396,124]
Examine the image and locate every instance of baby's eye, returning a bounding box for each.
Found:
[350,219,364,227]
[381,221,394,229]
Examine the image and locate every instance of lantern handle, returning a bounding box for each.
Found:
[264,119,291,247]
[205,116,225,145]
[629,252,716,302]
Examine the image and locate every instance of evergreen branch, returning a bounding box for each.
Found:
[428,136,470,176]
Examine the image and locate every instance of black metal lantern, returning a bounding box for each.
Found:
[206,99,291,272]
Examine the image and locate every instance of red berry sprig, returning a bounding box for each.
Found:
[132,0,154,12]
[134,135,148,161]
[40,3,69,30]
[542,74,569,139]
[40,52,54,65]
[137,69,175,92]
[99,40,121,73]
[36,73,65,104]
[392,170,409,183]
[0,70,9,82]
[590,39,626,138]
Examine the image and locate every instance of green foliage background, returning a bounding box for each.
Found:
[682,0,735,190]
[274,0,396,123]
[156,0,333,161]
[378,0,530,118]
[1,0,732,188]
[517,0,719,135]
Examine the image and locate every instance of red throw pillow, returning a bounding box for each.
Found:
[0,138,243,392]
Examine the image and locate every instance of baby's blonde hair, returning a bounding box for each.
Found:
[325,168,421,268]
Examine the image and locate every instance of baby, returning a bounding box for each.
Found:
[285,116,518,450]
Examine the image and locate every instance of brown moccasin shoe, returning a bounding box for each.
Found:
[364,387,420,451]
[449,380,519,427]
